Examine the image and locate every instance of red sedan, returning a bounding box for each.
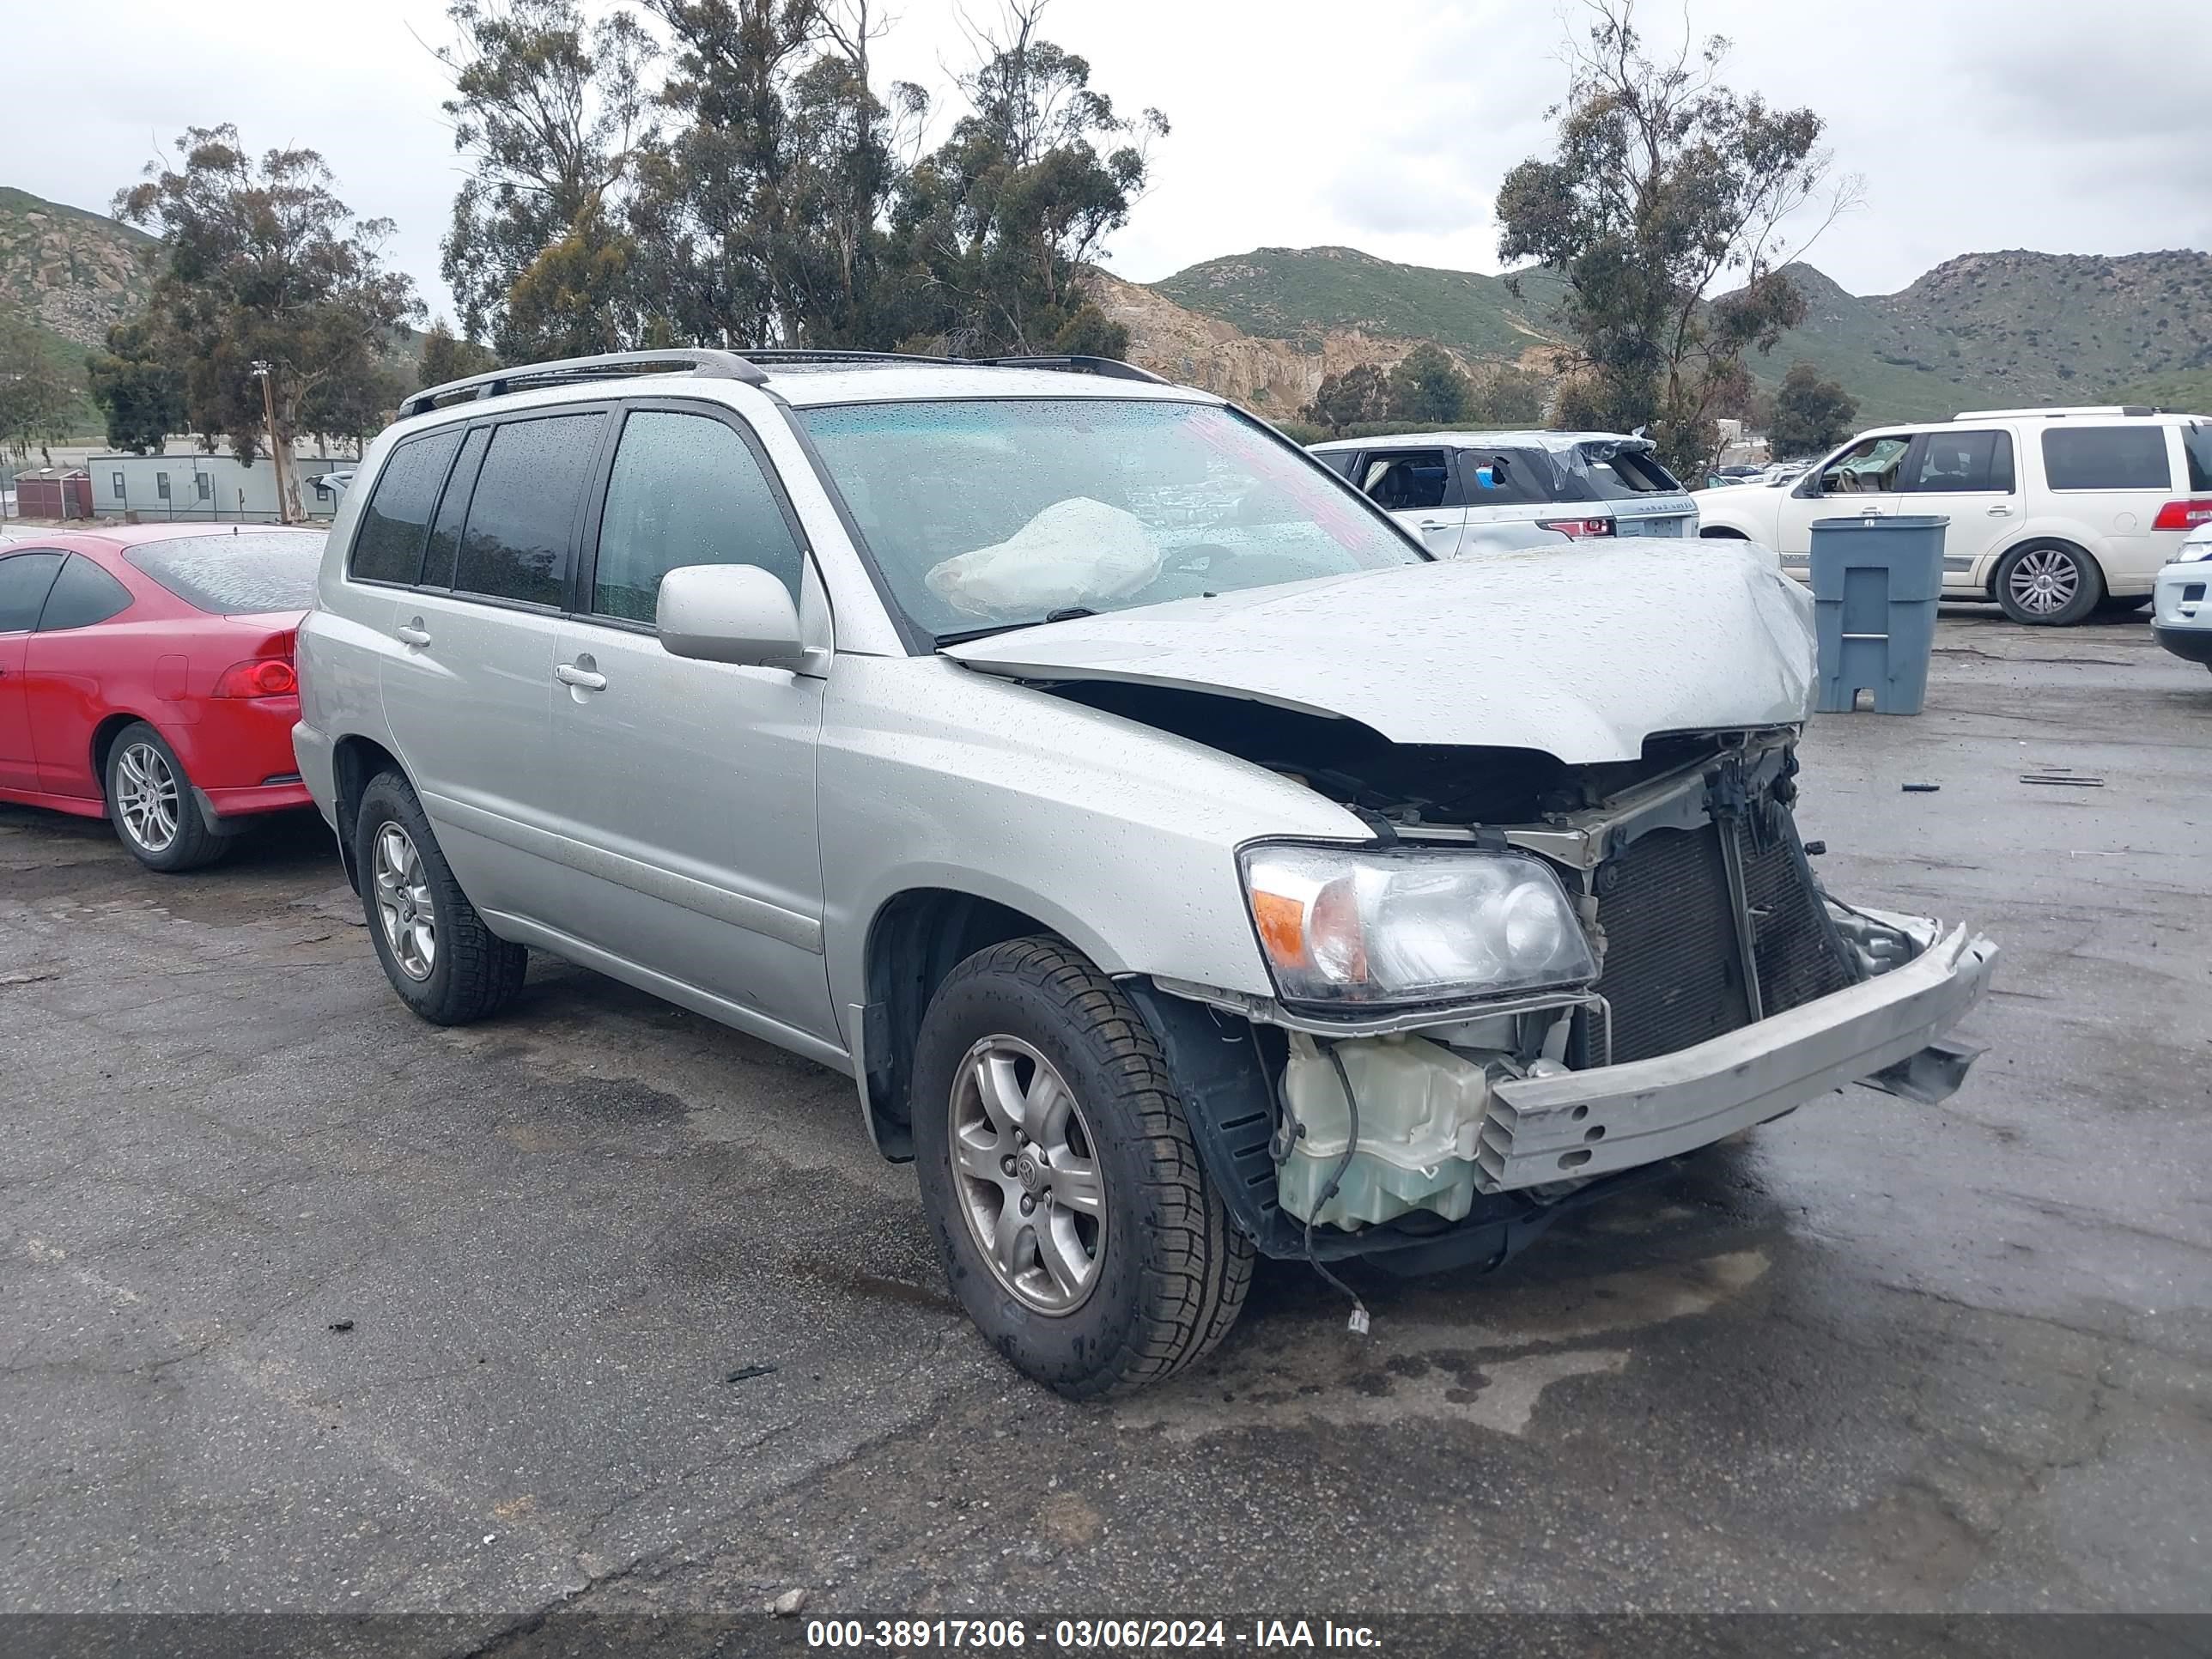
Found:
[0,525,325,872]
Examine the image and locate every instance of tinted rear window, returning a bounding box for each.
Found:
[2042,426,2172,491]
[352,428,465,584]
[124,532,325,614]
[1577,444,1684,498]
[455,412,605,607]
[2185,424,2212,493]
[38,556,133,631]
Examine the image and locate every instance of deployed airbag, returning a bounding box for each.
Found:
[924,497,1164,618]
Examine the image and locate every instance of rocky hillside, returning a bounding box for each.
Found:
[1153,246,1565,363]
[1087,270,1462,422]
[0,187,154,351]
[1867,250,2212,405]
[1135,245,2212,424]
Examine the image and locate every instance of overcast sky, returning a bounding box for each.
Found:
[7,0,2207,327]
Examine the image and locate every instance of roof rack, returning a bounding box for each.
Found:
[399,349,768,418]
[1949,404,2160,421]
[737,348,1168,383]
[738,349,964,368]
[978,354,1169,385]
[398,345,1171,419]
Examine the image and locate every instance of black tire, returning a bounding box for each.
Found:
[354,770,527,1024]
[911,937,1253,1398]
[1995,542,2104,626]
[104,720,228,873]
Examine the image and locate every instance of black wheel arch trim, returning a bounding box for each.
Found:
[1119,975,1669,1272]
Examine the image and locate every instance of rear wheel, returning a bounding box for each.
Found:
[105,722,227,873]
[354,771,527,1024]
[911,937,1252,1398]
[1995,542,2103,626]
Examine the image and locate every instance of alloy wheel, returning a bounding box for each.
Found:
[115,742,181,854]
[947,1036,1106,1315]
[2007,548,2080,617]
[372,823,438,981]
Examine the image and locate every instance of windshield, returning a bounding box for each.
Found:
[122,532,325,614]
[795,398,1422,641]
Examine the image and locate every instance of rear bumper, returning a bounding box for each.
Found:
[291,720,338,827]
[200,780,314,820]
[1480,922,1997,1190]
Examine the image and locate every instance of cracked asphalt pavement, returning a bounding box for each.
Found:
[3,607,2208,1628]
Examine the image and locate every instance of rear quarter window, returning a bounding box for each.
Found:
[37,556,134,631]
[2041,426,2173,491]
[351,428,465,584]
[2185,424,2212,492]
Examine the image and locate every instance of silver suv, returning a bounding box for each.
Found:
[294,349,1997,1397]
[1310,429,1701,556]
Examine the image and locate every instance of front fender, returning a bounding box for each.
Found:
[816,654,1369,1023]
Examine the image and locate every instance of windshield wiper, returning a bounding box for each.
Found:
[934,608,1098,649]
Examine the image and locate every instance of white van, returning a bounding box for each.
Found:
[1694,407,2212,625]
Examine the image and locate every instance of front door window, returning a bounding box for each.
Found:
[1813,435,1911,496]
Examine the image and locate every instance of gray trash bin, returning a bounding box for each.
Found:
[1809,514,1948,714]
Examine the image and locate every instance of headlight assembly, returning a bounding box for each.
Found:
[1240,843,1596,1006]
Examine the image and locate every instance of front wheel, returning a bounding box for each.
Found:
[1996,543,2103,626]
[911,938,1252,1398]
[105,722,227,872]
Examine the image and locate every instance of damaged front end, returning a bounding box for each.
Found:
[1128,731,1997,1272]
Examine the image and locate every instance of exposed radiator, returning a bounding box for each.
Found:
[1571,806,1856,1068]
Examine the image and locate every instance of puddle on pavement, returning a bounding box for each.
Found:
[1120,1249,1770,1441]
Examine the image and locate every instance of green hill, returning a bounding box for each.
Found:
[0,186,159,435]
[1146,245,2212,427]
[1155,246,1565,361]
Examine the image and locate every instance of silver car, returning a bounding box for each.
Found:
[294,349,1996,1397]
[1309,429,1701,556]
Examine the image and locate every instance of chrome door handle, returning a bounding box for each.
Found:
[1419,519,1449,530]
[396,623,431,647]
[1987,505,2013,516]
[555,662,607,691]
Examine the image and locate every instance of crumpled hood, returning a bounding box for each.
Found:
[944,543,1817,764]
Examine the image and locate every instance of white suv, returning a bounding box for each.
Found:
[1694,407,2212,625]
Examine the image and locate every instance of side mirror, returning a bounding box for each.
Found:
[657,563,805,670]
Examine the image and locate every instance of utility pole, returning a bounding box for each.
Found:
[249,361,294,524]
